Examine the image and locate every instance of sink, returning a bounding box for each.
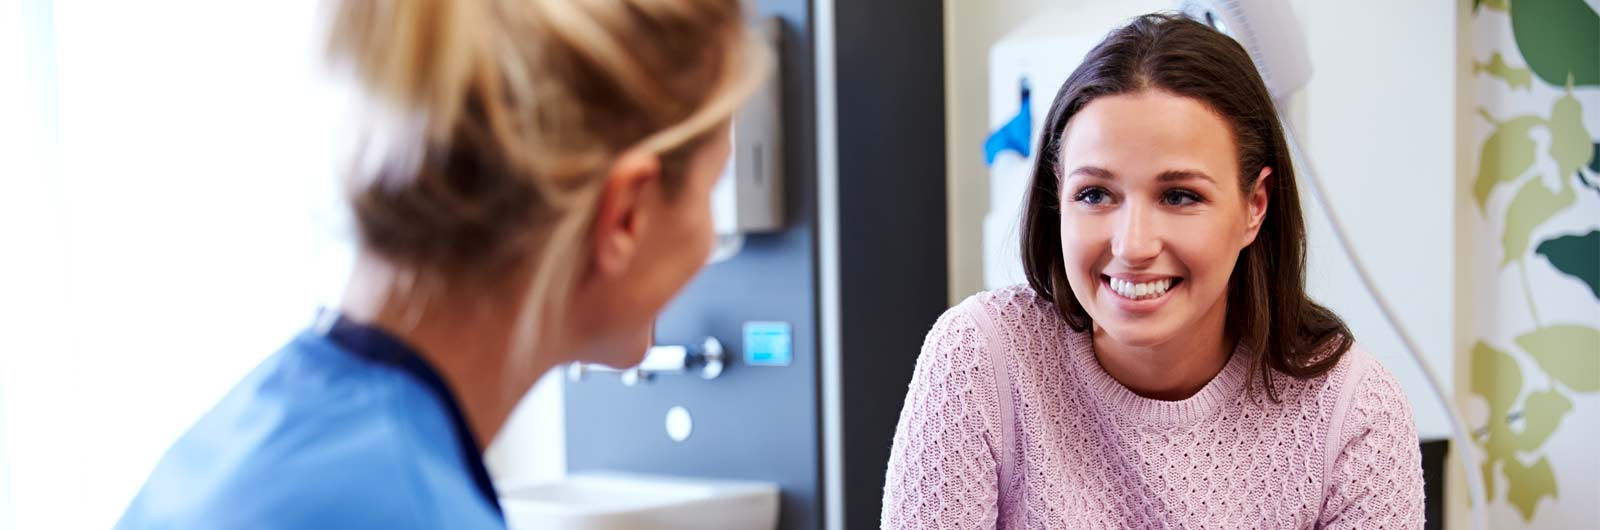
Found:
[499,472,780,530]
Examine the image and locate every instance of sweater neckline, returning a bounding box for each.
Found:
[1066,328,1251,427]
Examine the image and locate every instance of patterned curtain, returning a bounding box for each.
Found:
[1462,0,1599,526]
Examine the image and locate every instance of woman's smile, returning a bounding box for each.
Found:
[1100,273,1184,314]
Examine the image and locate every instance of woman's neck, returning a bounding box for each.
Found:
[1091,300,1234,401]
[339,258,563,452]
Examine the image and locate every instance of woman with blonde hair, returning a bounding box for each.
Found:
[116,0,770,528]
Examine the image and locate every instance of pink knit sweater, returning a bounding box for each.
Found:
[882,286,1425,529]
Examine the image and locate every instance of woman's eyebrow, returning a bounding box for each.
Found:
[1066,165,1115,180]
[1066,166,1217,185]
[1157,169,1217,184]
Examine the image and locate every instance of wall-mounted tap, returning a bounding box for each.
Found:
[566,337,725,386]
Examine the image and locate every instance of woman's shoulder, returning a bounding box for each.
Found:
[918,285,1079,382]
[1326,343,1415,422]
[1269,342,1415,433]
[964,283,1053,311]
[919,284,1065,367]
[1297,342,1404,401]
[115,336,504,530]
[1311,342,1423,516]
[945,284,1072,339]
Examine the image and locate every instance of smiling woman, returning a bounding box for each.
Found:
[882,13,1425,530]
[1050,90,1271,401]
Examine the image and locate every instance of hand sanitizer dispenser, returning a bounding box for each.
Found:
[711,18,785,244]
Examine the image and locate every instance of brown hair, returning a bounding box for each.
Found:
[1019,13,1352,398]
[325,0,769,349]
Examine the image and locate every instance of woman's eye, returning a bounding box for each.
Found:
[1162,190,1201,206]
[1074,188,1112,205]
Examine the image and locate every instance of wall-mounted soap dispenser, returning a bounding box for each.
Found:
[557,1,946,529]
[712,17,785,241]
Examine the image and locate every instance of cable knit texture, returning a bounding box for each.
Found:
[882,286,1425,529]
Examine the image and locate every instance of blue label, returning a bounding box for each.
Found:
[743,322,792,366]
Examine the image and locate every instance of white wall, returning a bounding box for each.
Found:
[0,1,33,526]
[0,3,351,528]
[1290,0,1459,441]
[944,0,1061,304]
[946,0,1461,443]
[0,2,564,527]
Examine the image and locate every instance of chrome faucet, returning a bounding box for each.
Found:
[566,336,726,386]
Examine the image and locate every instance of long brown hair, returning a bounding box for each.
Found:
[1019,13,1352,399]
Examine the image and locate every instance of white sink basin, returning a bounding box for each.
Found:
[499,472,779,530]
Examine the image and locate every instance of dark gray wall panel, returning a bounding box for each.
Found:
[832,0,948,528]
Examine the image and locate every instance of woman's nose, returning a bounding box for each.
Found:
[1111,204,1162,265]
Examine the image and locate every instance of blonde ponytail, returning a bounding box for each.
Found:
[324,0,772,362]
[326,0,491,138]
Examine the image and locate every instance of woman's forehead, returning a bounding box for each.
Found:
[1057,92,1240,185]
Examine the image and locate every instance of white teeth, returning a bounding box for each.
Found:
[1108,277,1175,300]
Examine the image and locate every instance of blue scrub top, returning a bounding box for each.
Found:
[115,315,507,530]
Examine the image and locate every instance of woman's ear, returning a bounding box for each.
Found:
[591,149,661,277]
[1242,167,1271,247]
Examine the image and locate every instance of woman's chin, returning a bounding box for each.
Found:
[1092,317,1180,350]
